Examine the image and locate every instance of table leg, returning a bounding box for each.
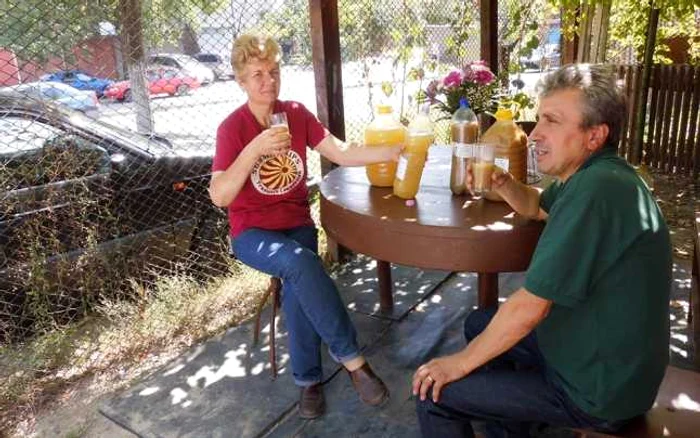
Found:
[377,260,393,311]
[478,273,499,308]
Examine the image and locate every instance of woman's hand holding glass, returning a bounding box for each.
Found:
[252,124,291,157]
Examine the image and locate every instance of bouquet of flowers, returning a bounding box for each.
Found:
[424,61,500,118]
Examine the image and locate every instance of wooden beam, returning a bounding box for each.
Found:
[309,0,345,174]
[632,5,660,166]
[480,0,498,75]
[309,0,348,262]
[577,2,594,62]
[561,4,581,65]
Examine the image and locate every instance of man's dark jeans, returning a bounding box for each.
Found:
[415,308,629,438]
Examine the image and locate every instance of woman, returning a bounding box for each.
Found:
[209,34,399,419]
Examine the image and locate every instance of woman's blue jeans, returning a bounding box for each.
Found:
[231,225,361,387]
[416,308,629,438]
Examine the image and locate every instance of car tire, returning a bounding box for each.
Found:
[176,84,190,96]
[122,89,132,102]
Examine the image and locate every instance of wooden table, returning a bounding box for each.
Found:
[319,146,545,311]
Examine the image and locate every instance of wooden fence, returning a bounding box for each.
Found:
[616,64,700,177]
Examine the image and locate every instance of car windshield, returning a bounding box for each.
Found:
[69,112,175,156]
[41,85,71,99]
[0,117,62,154]
[172,55,200,68]
[197,54,218,63]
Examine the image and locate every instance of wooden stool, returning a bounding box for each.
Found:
[252,277,282,379]
[570,366,700,438]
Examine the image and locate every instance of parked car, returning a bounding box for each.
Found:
[1,82,99,113]
[40,70,113,97]
[103,67,201,102]
[0,95,227,340]
[148,53,215,85]
[192,53,234,80]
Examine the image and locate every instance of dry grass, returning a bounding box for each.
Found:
[0,260,274,437]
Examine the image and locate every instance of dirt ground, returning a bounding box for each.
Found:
[648,169,697,262]
[7,169,699,438]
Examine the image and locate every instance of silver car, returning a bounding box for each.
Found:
[193,53,234,80]
[148,53,216,85]
[1,82,99,113]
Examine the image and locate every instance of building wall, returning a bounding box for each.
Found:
[0,49,21,86]
[0,36,122,86]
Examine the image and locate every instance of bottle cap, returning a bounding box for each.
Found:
[494,108,514,120]
[459,98,469,108]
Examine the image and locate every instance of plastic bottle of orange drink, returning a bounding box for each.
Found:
[479,108,528,201]
[365,104,407,187]
[393,103,434,199]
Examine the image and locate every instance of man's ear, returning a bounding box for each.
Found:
[587,124,609,151]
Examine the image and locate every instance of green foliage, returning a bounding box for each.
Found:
[499,91,536,120]
[0,0,228,63]
[252,0,313,64]
[443,1,479,67]
[606,0,699,64]
[550,0,699,65]
[339,1,392,61]
[0,0,112,62]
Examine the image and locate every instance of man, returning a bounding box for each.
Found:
[413,64,672,437]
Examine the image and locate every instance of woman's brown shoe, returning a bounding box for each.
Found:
[298,383,325,419]
[347,363,389,406]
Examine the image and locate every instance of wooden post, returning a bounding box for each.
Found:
[577,2,592,62]
[632,4,659,166]
[480,0,498,75]
[589,0,611,63]
[377,260,393,312]
[309,0,345,175]
[561,3,581,65]
[309,0,348,262]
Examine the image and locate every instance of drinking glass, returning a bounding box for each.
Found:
[527,141,540,184]
[270,112,288,129]
[473,143,496,196]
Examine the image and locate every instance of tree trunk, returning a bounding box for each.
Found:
[180,23,201,56]
[119,0,153,134]
[632,4,660,165]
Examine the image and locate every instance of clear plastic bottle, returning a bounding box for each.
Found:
[449,98,480,195]
[365,104,407,187]
[393,103,434,199]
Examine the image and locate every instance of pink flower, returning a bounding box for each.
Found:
[462,61,495,85]
[470,62,495,85]
[473,69,495,85]
[443,71,462,88]
[423,60,499,116]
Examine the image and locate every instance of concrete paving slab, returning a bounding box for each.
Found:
[332,254,453,321]
[100,307,391,438]
[267,272,480,438]
[99,269,533,438]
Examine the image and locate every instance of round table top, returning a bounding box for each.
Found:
[319,146,545,273]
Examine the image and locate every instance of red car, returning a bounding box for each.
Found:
[104,68,200,101]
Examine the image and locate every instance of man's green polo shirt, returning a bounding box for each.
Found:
[524,148,672,421]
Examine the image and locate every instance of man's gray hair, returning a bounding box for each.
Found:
[536,64,627,149]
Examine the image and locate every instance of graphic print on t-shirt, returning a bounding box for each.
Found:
[250,150,304,196]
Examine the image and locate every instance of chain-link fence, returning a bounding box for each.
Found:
[0,0,563,345]
[0,2,569,432]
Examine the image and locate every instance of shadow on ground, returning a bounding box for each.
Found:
[97,255,697,438]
